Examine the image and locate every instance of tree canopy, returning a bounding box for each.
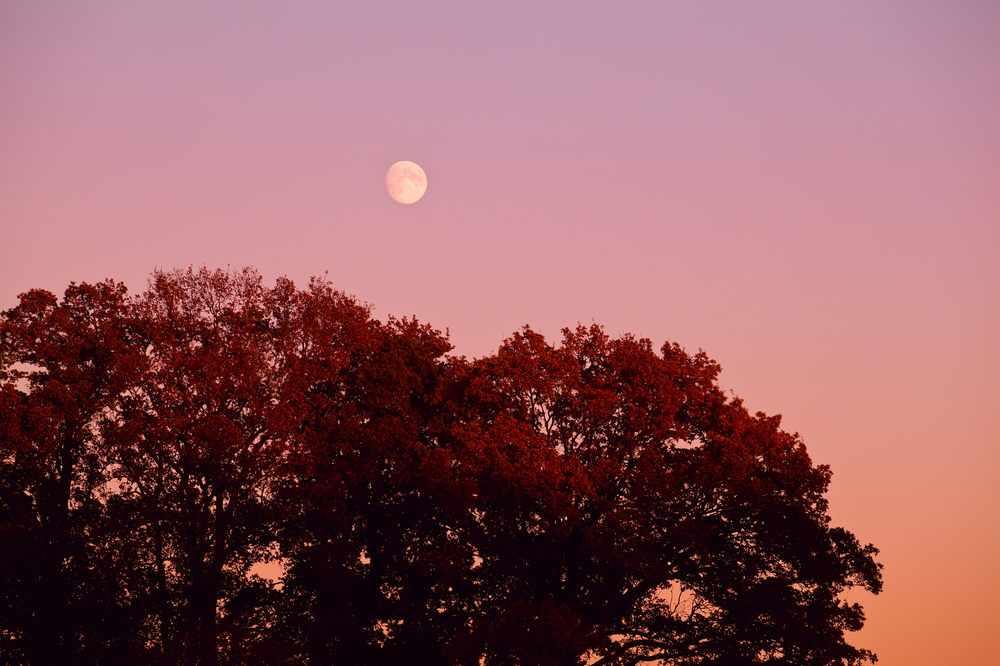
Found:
[0,267,882,666]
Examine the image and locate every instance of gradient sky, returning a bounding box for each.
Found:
[2,2,998,663]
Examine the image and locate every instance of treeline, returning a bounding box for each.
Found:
[0,267,881,666]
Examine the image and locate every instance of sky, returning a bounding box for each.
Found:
[1,1,998,663]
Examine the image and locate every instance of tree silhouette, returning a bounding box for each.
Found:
[103,267,376,665]
[0,268,882,666]
[0,281,147,665]
[437,325,882,666]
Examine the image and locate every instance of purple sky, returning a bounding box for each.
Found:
[2,2,998,662]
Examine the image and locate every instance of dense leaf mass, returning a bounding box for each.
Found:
[0,268,882,666]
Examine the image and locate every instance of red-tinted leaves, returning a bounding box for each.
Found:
[1,269,881,666]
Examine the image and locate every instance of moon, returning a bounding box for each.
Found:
[386,161,427,204]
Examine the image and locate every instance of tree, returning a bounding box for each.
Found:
[1,268,882,666]
[1,268,378,665]
[99,267,376,665]
[274,316,468,666]
[445,325,882,666]
[0,281,147,665]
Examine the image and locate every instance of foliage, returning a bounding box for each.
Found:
[0,268,882,666]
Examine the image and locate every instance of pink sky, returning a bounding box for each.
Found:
[2,2,998,663]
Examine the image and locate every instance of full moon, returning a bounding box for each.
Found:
[386,161,427,204]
